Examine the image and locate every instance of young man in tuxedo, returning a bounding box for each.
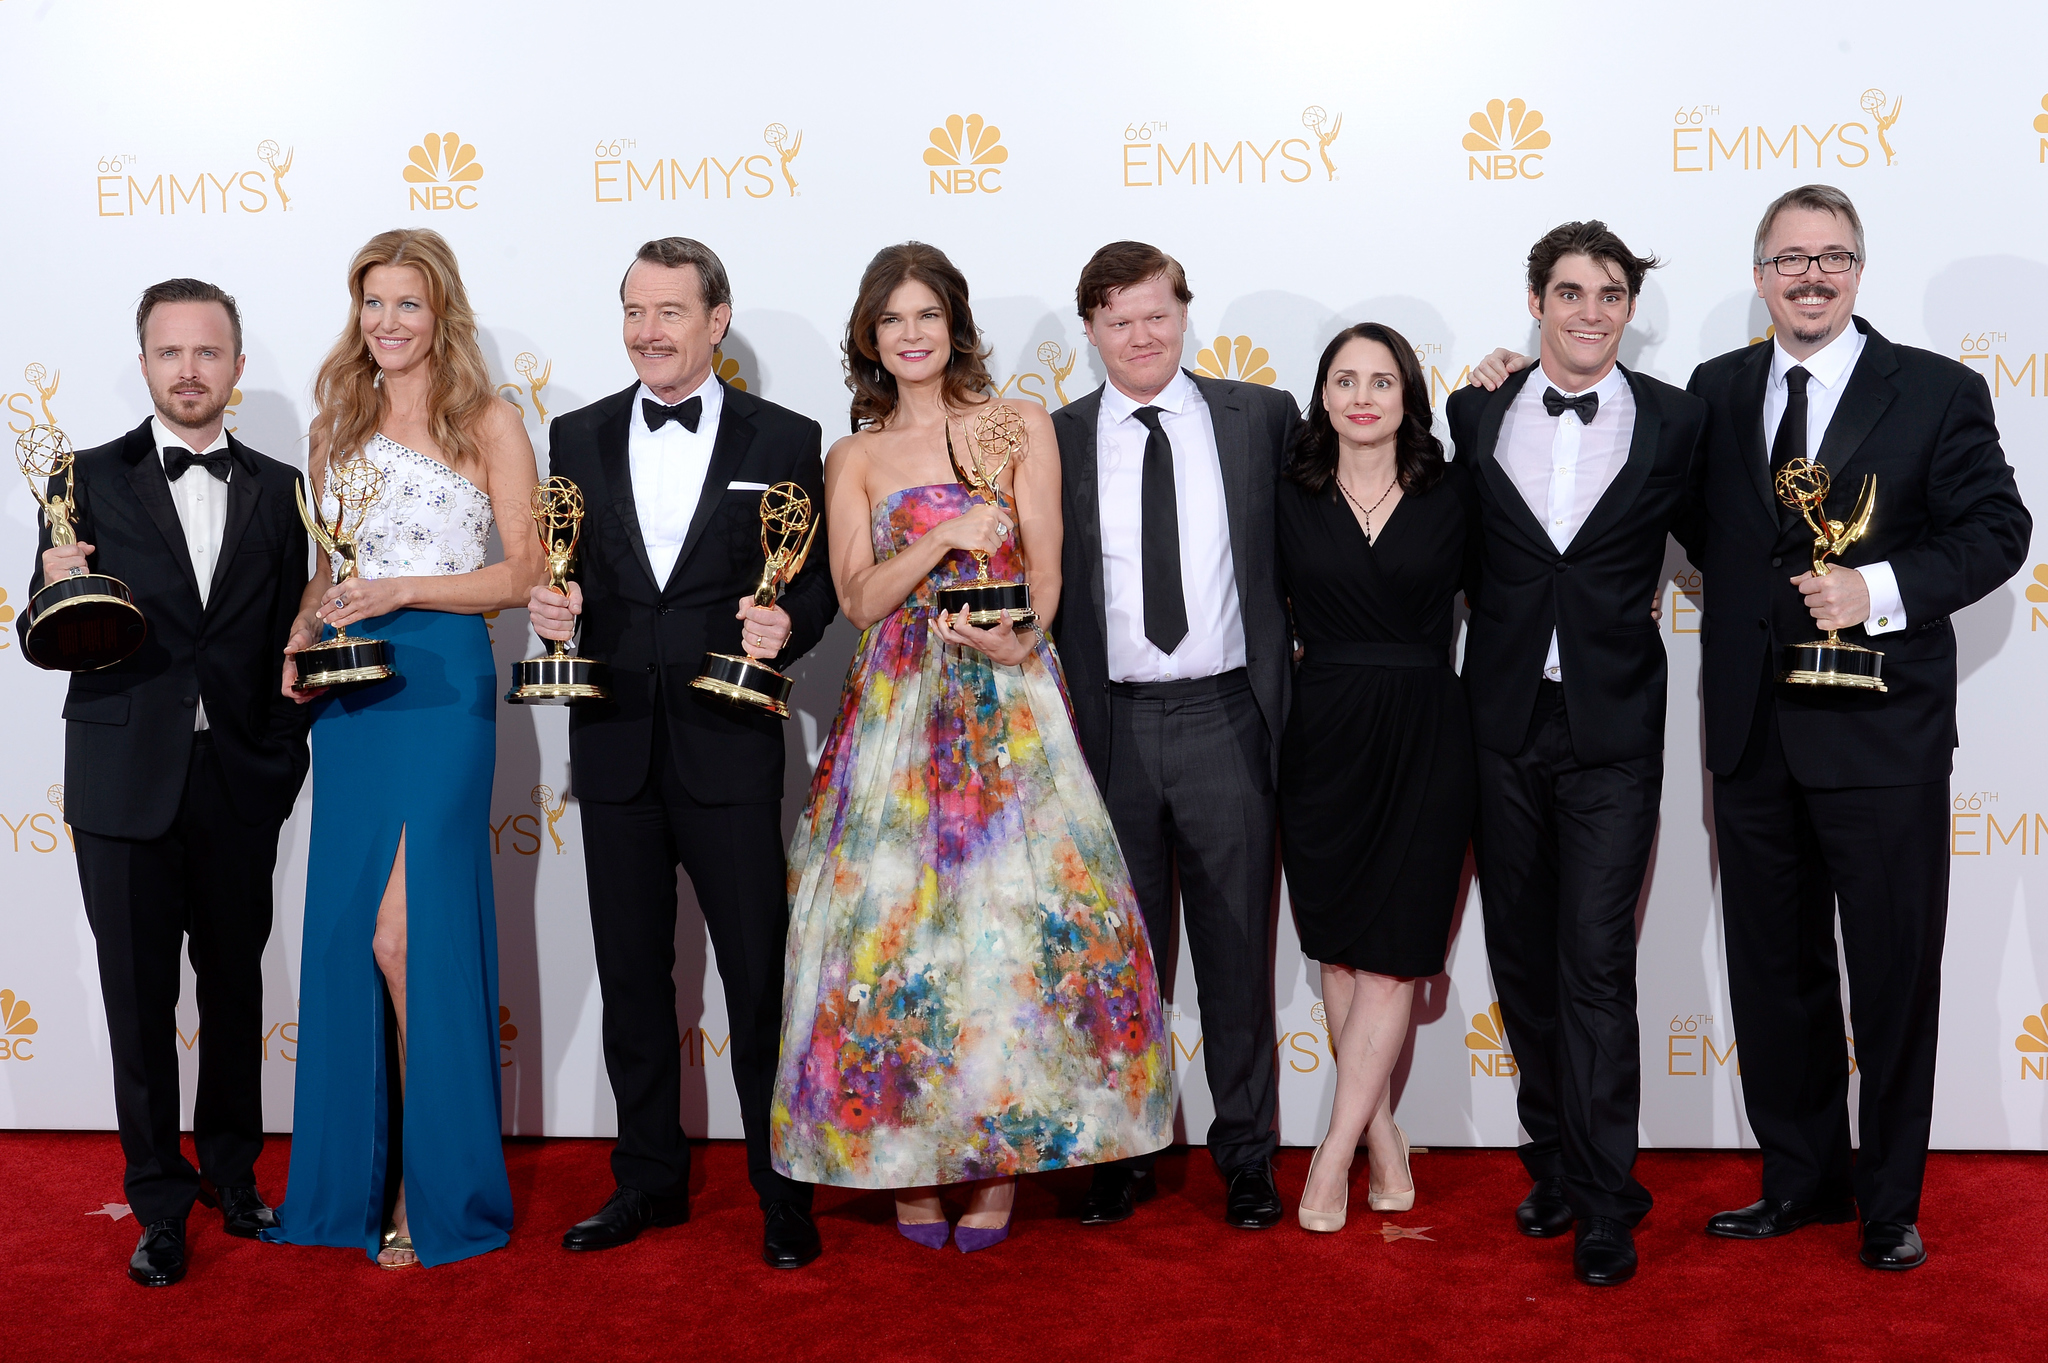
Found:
[527,237,835,1269]
[1449,223,1705,1286]
[1685,186,2028,1270]
[1050,242,1300,1230]
[32,280,312,1286]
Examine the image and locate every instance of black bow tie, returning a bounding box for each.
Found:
[643,395,703,434]
[164,446,232,482]
[1541,387,1599,425]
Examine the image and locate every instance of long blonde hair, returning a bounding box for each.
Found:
[311,228,495,468]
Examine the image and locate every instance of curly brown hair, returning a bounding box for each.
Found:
[842,242,993,431]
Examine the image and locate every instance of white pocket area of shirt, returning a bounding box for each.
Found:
[726,481,771,491]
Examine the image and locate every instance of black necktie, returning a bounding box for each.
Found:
[1770,365,1811,530]
[164,446,231,482]
[642,395,702,433]
[1131,406,1188,655]
[1541,387,1599,425]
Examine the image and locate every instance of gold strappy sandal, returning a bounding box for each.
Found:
[378,1225,419,1269]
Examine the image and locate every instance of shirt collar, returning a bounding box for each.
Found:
[636,370,724,434]
[1772,321,1865,392]
[1103,367,1194,424]
[1531,363,1628,403]
[153,416,230,469]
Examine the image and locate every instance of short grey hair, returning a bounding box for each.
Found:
[619,237,732,312]
[1753,184,1866,265]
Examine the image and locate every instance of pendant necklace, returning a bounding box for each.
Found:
[1336,471,1399,543]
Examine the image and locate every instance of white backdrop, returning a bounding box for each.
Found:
[3,0,2046,1153]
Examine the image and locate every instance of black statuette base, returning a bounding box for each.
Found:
[295,635,395,689]
[690,651,794,719]
[24,574,147,672]
[935,580,1036,630]
[1780,639,1886,692]
[506,653,611,705]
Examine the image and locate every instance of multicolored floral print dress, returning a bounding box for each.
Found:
[770,482,1173,1189]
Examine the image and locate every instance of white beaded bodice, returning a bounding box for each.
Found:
[324,434,492,580]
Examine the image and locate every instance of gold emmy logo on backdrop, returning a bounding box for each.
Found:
[18,424,148,671]
[1463,98,1550,181]
[507,477,611,704]
[499,1005,518,1067]
[0,990,36,1061]
[1038,341,1076,407]
[531,784,569,854]
[925,114,1007,194]
[1465,1002,1517,1076]
[2016,1005,2048,1079]
[1859,88,1902,166]
[1302,105,1343,179]
[405,132,484,210]
[94,146,293,216]
[934,406,1036,628]
[1194,336,1278,386]
[764,123,803,195]
[691,481,819,717]
[1773,458,1886,691]
[23,363,59,427]
[257,139,294,210]
[497,352,551,423]
[224,386,243,434]
[712,348,749,392]
[293,460,397,687]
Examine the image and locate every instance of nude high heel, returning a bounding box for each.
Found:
[1367,1124,1415,1213]
[1296,1139,1349,1233]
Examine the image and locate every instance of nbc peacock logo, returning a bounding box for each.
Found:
[0,990,37,1061]
[712,348,749,393]
[0,586,14,650]
[499,1005,518,1067]
[1194,335,1278,386]
[2017,1005,2048,1079]
[1465,1001,1517,1077]
[925,114,1006,195]
[2027,565,2048,632]
[405,132,484,211]
[1463,98,1550,181]
[2035,95,2048,161]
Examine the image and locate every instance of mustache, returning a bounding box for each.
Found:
[1783,282,1839,301]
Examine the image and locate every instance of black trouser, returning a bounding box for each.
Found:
[1101,669,1279,1176]
[1474,681,1659,1225]
[73,732,279,1225]
[1712,683,1949,1225]
[578,703,809,1211]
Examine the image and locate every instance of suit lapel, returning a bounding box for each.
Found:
[1189,372,1253,613]
[1732,340,1776,521]
[1566,366,1662,553]
[666,381,754,594]
[121,422,202,603]
[1813,319,1898,488]
[1471,368,1554,554]
[1058,387,1108,642]
[595,384,658,592]
[205,436,261,611]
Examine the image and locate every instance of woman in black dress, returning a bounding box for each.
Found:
[1280,322,1477,1233]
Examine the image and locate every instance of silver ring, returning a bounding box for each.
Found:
[66,566,85,578]
[336,593,349,607]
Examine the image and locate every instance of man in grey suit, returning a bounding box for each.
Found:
[1050,241,1299,1230]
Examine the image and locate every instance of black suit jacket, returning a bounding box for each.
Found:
[1682,318,2030,786]
[28,419,312,839]
[1048,372,1299,789]
[1448,364,1706,766]
[546,380,835,806]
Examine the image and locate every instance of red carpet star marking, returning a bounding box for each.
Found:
[1381,1222,1433,1242]
[86,1203,131,1221]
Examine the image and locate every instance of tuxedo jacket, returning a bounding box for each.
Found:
[546,380,836,806]
[1682,318,2031,786]
[1447,364,1707,767]
[27,419,312,840]
[1049,372,1300,789]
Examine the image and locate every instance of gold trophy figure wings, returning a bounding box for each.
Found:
[507,476,611,704]
[290,455,397,687]
[691,480,818,719]
[1773,457,1886,691]
[16,423,147,670]
[936,403,1037,628]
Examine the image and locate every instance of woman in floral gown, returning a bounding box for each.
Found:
[770,243,1172,1251]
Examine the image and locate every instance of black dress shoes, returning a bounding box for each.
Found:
[1223,1160,1283,1230]
[1516,1177,1575,1238]
[212,1185,279,1239]
[561,1186,689,1251]
[1572,1216,1637,1286]
[1080,1167,1152,1226]
[1859,1221,1927,1270]
[761,1202,822,1269]
[1706,1197,1857,1240]
[129,1218,188,1287]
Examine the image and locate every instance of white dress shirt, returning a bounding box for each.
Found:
[1766,325,1905,634]
[1096,370,1245,683]
[1496,366,1635,681]
[153,416,231,730]
[628,374,724,588]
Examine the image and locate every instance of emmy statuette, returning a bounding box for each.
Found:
[689,480,818,719]
[1774,457,1886,692]
[16,425,147,670]
[506,477,610,704]
[934,404,1036,629]
[292,457,397,688]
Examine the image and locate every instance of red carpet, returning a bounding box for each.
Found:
[6,1134,2043,1362]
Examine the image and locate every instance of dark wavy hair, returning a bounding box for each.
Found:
[1284,322,1444,497]
[842,242,993,431]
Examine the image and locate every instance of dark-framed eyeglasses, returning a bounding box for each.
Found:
[1758,251,1861,277]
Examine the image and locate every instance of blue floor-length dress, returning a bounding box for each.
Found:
[265,434,513,1266]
